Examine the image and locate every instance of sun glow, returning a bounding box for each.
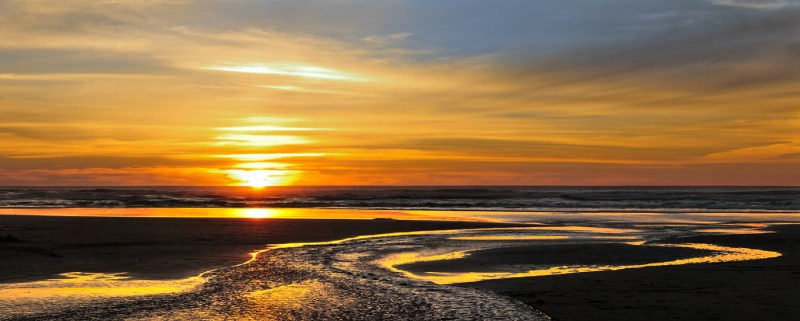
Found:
[216,153,327,161]
[211,119,327,187]
[216,125,324,132]
[215,134,310,147]
[233,162,291,169]
[225,169,296,188]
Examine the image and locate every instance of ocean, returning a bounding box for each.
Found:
[1,186,798,212]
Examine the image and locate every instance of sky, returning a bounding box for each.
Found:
[0,0,799,186]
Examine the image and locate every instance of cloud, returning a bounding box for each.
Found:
[711,0,800,9]
[704,142,800,161]
[400,138,710,162]
[206,64,367,81]
[0,155,218,170]
[0,49,174,75]
[0,167,222,186]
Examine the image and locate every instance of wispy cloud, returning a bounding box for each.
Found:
[207,64,367,81]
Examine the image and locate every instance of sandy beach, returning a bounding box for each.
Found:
[2,212,798,320]
[0,215,515,283]
[464,224,800,321]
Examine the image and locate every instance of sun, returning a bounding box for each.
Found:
[240,172,271,189]
[225,169,291,189]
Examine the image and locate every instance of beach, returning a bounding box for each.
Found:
[1,211,798,320]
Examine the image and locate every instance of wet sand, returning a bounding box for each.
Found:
[464,224,800,321]
[0,214,515,283]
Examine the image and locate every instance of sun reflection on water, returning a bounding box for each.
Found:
[0,272,206,315]
[240,208,278,219]
[449,235,570,241]
[0,208,487,221]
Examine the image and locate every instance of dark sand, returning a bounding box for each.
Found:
[464,224,800,321]
[0,214,513,283]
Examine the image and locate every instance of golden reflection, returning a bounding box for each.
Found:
[384,243,782,284]
[591,236,642,240]
[381,251,469,267]
[246,284,313,310]
[240,208,278,219]
[524,226,641,234]
[450,235,569,241]
[696,228,773,235]
[0,272,205,300]
[246,281,315,305]
[0,208,486,221]
[402,210,735,225]
[239,280,345,320]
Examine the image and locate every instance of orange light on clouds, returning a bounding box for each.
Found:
[207,64,366,81]
[216,125,326,132]
[216,153,328,161]
[211,119,328,187]
[38,118,334,187]
[215,134,310,147]
[233,162,291,169]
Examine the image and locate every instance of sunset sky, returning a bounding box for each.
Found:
[1,0,799,186]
